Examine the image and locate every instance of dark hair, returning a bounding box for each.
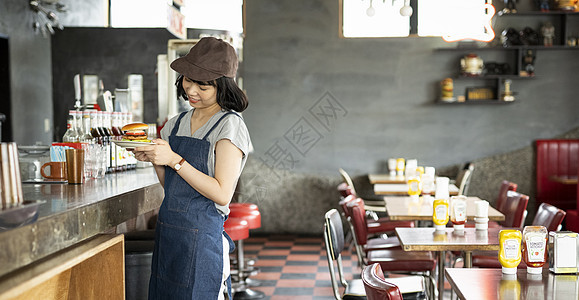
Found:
[175,75,248,112]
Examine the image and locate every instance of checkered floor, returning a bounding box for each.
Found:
[237,234,359,300]
[234,234,453,300]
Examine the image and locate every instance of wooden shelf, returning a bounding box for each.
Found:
[454,75,535,80]
[435,100,516,105]
[436,45,579,51]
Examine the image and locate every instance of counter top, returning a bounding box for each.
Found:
[0,168,163,278]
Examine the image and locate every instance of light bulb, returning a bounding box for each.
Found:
[400,5,412,16]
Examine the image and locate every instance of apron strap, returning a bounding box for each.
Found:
[170,111,189,137]
[202,111,240,140]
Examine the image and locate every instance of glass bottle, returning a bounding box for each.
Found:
[89,111,102,144]
[522,226,548,274]
[80,111,94,143]
[499,229,522,274]
[97,111,112,173]
[62,110,78,142]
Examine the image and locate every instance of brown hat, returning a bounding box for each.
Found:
[170,37,238,81]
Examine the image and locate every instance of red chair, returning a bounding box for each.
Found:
[499,190,529,228]
[362,263,427,300]
[495,180,518,213]
[347,199,436,298]
[340,194,415,235]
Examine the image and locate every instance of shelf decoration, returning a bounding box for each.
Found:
[460,53,484,76]
[440,78,455,102]
[466,87,495,100]
[500,79,515,102]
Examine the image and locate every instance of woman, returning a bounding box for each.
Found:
[132,37,251,300]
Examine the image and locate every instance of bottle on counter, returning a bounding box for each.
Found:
[80,111,94,143]
[63,110,79,142]
[433,176,450,231]
[450,195,467,230]
[407,176,421,202]
[97,111,112,173]
[111,112,125,171]
[522,225,548,274]
[89,111,102,144]
[499,229,522,274]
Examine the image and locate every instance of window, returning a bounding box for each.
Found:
[110,0,243,34]
[418,0,495,42]
[341,0,494,41]
[341,0,410,38]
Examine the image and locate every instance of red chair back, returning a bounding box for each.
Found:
[347,198,370,246]
[532,202,566,231]
[495,180,518,213]
[500,191,529,228]
[362,263,403,300]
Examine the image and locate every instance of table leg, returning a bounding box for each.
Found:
[464,250,472,268]
[438,251,445,300]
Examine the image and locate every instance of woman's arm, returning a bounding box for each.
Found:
[134,138,243,206]
[132,148,166,187]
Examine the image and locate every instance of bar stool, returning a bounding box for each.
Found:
[228,205,265,300]
[224,217,251,299]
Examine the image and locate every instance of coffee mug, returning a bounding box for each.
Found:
[40,161,67,179]
[65,149,84,184]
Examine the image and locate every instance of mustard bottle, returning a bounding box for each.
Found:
[433,177,450,231]
[407,176,422,202]
[499,229,522,274]
[432,198,449,231]
[396,158,405,176]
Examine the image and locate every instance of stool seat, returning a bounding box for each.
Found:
[224,217,249,241]
[230,202,259,211]
[229,209,261,229]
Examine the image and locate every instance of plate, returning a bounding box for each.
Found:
[113,141,155,149]
[0,200,45,231]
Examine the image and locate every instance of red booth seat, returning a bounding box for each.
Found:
[536,139,579,211]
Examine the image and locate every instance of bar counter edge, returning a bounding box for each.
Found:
[0,168,163,278]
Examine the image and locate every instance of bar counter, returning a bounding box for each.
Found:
[0,167,163,278]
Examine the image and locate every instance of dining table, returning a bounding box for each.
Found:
[384,196,505,222]
[395,227,502,300]
[368,174,407,184]
[373,183,460,196]
[445,267,579,300]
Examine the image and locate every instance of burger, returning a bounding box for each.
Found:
[121,123,151,142]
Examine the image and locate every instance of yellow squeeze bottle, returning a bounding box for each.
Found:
[432,199,449,231]
[433,176,450,231]
[407,176,422,202]
[499,229,522,274]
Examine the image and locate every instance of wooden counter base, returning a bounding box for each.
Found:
[0,234,124,300]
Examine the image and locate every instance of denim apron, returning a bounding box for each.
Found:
[149,111,237,300]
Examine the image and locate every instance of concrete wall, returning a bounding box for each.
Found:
[239,0,579,233]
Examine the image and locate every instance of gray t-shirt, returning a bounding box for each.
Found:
[160,109,251,215]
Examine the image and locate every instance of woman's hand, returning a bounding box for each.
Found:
[132,139,181,167]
